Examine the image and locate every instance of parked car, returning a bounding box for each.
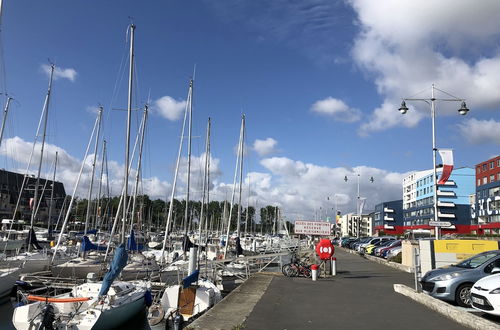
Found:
[385,246,402,259]
[373,240,399,257]
[366,240,393,255]
[360,237,395,254]
[377,240,402,257]
[420,250,500,307]
[471,270,500,315]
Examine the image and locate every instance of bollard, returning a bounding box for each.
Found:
[331,257,337,276]
[311,264,318,281]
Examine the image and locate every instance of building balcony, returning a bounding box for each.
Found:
[437,201,455,207]
[384,215,395,221]
[384,224,395,230]
[439,180,456,186]
[437,211,456,219]
[437,190,456,197]
[383,207,394,213]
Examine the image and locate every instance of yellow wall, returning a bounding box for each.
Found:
[434,239,499,259]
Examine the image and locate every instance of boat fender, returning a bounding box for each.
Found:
[147,304,165,326]
[144,290,153,307]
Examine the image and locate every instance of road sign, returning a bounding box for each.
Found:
[429,221,452,227]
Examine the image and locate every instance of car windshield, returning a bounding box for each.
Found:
[455,252,499,269]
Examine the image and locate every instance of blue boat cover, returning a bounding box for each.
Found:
[126,229,144,251]
[181,269,199,288]
[80,235,107,252]
[98,243,128,297]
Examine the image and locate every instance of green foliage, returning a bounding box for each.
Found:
[389,252,402,264]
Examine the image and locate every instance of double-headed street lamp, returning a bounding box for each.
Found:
[344,174,374,238]
[398,84,469,240]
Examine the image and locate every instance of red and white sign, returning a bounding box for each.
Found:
[294,220,331,236]
[316,239,335,260]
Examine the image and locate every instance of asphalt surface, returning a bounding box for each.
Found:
[243,248,469,330]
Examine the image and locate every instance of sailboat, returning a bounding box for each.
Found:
[14,23,150,330]
[13,244,149,329]
[0,265,20,298]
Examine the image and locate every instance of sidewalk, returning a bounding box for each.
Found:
[243,248,467,330]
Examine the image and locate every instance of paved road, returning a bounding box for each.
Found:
[244,248,468,330]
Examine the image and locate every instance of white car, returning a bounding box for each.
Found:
[385,246,402,259]
[471,271,500,315]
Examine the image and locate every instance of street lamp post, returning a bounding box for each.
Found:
[399,84,469,240]
[344,174,374,238]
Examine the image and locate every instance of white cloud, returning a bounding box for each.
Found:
[457,118,500,145]
[154,96,186,121]
[0,137,172,200]
[311,97,361,122]
[0,138,409,221]
[253,138,278,156]
[250,156,408,219]
[349,0,500,135]
[41,64,77,82]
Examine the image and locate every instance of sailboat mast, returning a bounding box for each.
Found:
[47,151,58,240]
[198,118,210,247]
[236,114,245,237]
[160,79,190,263]
[130,105,148,231]
[95,139,107,230]
[0,97,12,148]
[84,106,102,235]
[121,24,135,244]
[29,64,54,252]
[223,116,245,257]
[245,177,250,235]
[183,79,193,236]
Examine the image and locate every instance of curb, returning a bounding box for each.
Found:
[394,284,499,330]
[189,273,274,330]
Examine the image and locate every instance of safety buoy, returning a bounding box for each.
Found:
[217,254,224,260]
[27,295,90,303]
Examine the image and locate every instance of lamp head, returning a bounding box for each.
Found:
[344,176,348,182]
[398,100,409,114]
[458,101,469,115]
[370,176,374,183]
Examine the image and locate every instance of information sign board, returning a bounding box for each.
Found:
[294,220,331,235]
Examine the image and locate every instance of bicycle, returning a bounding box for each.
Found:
[282,255,312,278]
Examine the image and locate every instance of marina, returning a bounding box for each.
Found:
[0,1,500,329]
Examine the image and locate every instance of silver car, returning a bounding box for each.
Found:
[420,250,500,307]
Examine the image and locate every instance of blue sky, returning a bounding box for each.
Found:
[0,0,499,220]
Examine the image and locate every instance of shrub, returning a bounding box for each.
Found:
[389,252,402,264]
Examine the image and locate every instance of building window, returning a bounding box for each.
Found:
[483,164,487,171]
[477,167,481,174]
[491,174,496,183]
[491,161,495,169]
[478,179,481,186]
[484,177,488,185]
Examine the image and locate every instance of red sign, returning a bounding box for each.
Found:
[315,239,334,260]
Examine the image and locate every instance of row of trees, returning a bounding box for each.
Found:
[69,195,293,234]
